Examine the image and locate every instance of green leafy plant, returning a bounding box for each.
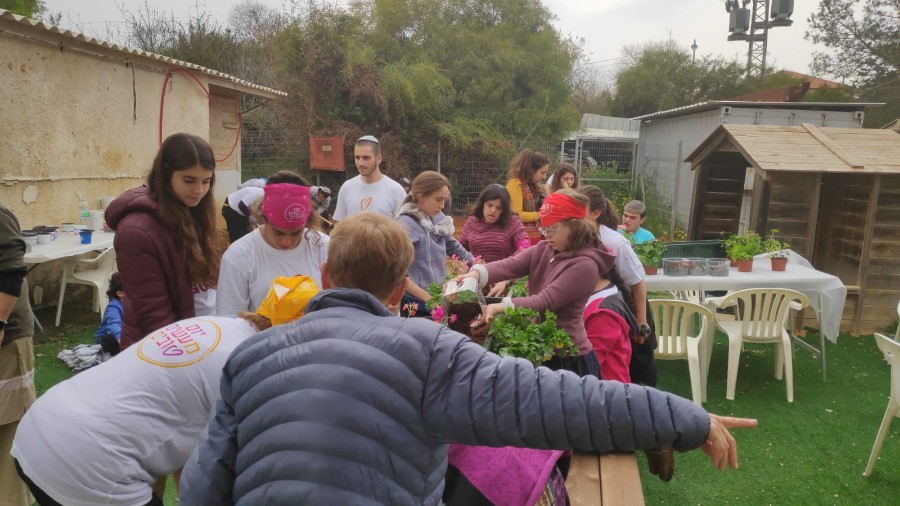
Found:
[724,231,764,261]
[487,308,577,367]
[507,276,529,298]
[426,282,444,310]
[763,229,790,259]
[633,239,665,267]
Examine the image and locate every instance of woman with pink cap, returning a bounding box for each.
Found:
[452,189,614,377]
[216,171,329,317]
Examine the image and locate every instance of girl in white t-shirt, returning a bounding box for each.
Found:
[11,279,316,506]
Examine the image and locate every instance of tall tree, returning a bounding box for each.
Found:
[605,40,748,118]
[1,0,41,17]
[807,0,899,126]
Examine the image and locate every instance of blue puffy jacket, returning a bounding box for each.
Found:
[180,288,710,505]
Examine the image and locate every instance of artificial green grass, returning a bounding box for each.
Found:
[33,302,900,504]
[639,329,900,504]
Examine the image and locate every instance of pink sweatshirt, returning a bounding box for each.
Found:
[480,241,616,355]
[583,286,632,383]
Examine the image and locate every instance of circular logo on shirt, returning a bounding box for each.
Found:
[137,319,222,368]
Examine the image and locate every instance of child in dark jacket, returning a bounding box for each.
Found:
[95,273,123,355]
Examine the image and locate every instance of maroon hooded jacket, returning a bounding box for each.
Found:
[105,186,195,348]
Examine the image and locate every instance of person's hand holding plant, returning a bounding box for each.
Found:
[487,280,508,297]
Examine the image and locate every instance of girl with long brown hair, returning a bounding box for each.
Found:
[105,133,220,349]
[397,171,473,316]
[506,149,550,245]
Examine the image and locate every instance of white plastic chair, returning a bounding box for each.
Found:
[895,301,900,341]
[711,288,809,403]
[670,290,703,304]
[55,247,117,326]
[864,333,900,477]
[651,299,714,405]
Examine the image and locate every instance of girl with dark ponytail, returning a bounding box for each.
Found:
[583,262,640,382]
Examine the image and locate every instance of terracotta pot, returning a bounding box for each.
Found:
[643,264,658,276]
[730,258,738,267]
[771,257,788,272]
[736,259,753,273]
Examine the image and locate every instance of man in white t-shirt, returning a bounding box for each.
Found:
[333,135,407,221]
[217,172,329,317]
[10,279,314,506]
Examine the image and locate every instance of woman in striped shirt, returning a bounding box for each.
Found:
[459,185,530,295]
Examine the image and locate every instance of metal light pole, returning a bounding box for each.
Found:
[726,0,793,78]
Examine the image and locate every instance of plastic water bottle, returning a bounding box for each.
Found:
[79,197,91,228]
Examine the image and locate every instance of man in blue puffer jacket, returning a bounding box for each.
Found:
[180,213,756,505]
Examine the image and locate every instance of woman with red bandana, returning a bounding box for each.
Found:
[451,189,614,377]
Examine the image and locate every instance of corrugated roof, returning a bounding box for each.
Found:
[685,124,900,174]
[0,9,287,99]
[632,100,882,121]
[565,114,640,141]
[580,114,640,131]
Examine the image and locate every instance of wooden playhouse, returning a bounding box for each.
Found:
[684,124,900,334]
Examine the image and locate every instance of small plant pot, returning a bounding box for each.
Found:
[771,257,788,272]
[736,259,753,272]
[730,258,738,267]
[643,264,658,276]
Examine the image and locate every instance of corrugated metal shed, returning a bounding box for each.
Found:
[0,8,287,99]
[634,100,883,232]
[634,100,880,122]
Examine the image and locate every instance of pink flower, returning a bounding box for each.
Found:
[403,302,419,316]
[449,314,458,324]
[431,306,445,322]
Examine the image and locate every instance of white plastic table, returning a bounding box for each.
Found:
[24,231,115,265]
[645,256,847,380]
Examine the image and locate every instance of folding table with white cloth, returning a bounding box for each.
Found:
[645,254,847,380]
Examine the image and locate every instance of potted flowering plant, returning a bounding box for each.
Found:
[724,231,764,273]
[426,255,484,311]
[432,280,492,345]
[763,229,790,271]
[632,239,665,275]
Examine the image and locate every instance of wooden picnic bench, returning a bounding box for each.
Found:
[566,452,644,505]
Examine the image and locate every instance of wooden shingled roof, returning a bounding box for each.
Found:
[685,124,900,174]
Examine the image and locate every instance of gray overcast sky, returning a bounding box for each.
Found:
[43,0,823,82]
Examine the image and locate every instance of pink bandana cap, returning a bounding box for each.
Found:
[263,184,311,229]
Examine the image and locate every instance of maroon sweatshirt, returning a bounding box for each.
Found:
[482,240,616,355]
[105,186,195,348]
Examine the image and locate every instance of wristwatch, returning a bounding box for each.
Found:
[639,324,651,337]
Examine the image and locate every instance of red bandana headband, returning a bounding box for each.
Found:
[539,192,587,228]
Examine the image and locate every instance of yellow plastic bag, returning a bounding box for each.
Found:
[255,275,319,326]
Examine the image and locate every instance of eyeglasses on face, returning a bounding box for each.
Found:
[539,225,560,237]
